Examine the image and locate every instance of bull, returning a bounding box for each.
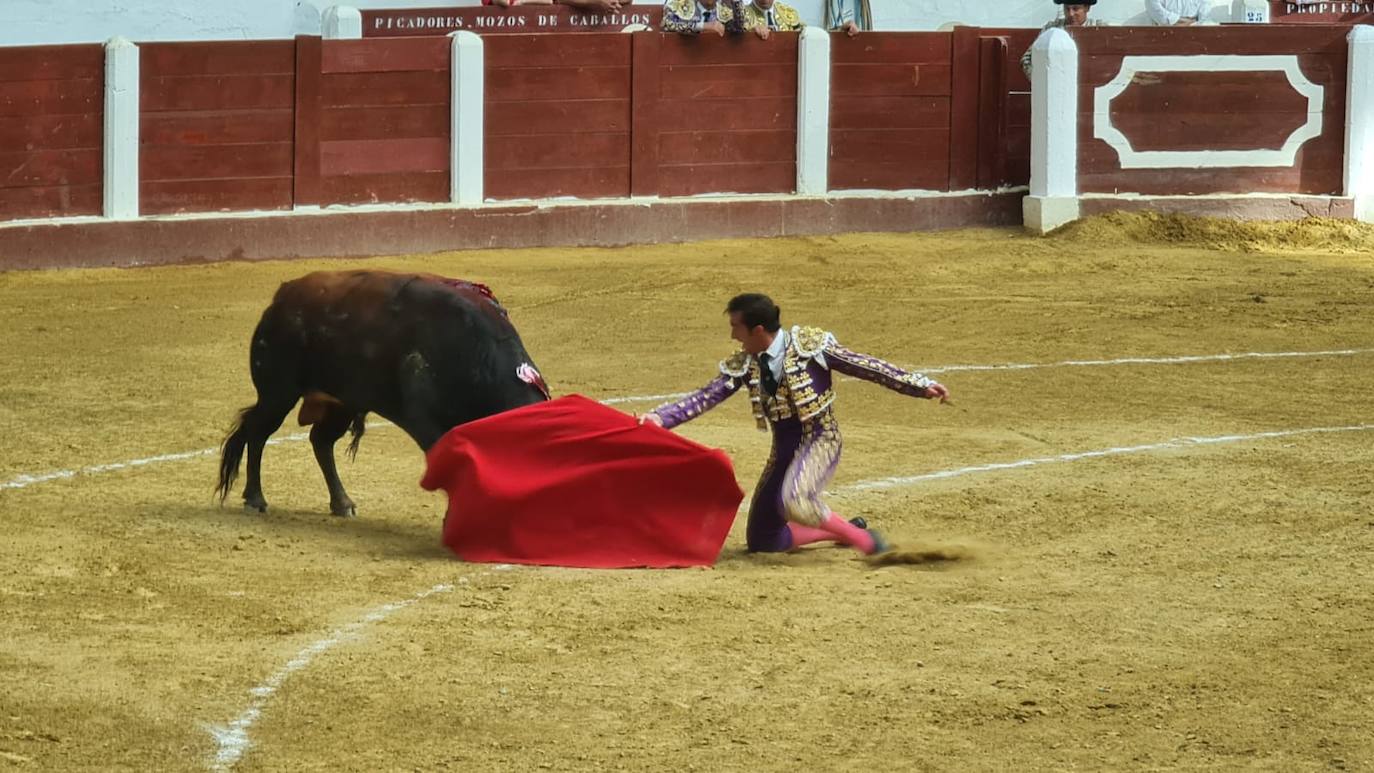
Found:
[215,270,549,517]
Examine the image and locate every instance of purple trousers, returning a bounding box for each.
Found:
[747,412,843,552]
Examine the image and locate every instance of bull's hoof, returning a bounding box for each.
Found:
[331,500,357,518]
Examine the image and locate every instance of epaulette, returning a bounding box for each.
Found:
[775,3,802,27]
[667,0,695,18]
[790,325,835,358]
[719,349,751,377]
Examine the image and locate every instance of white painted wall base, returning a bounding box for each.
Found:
[1023,196,1080,234]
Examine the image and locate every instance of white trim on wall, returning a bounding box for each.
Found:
[1093,55,1325,169]
[1024,27,1080,233]
[1346,26,1374,222]
[450,31,484,205]
[103,36,139,220]
[796,26,831,195]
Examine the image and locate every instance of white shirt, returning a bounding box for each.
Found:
[757,328,826,385]
[1147,0,1213,25]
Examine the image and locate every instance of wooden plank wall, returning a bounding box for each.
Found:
[654,34,798,197]
[829,33,950,192]
[0,44,103,220]
[303,36,451,205]
[485,34,632,200]
[140,41,295,215]
[1073,26,1349,195]
[979,27,1037,189]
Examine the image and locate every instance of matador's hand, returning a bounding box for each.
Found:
[638,413,664,426]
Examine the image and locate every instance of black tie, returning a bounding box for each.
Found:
[758,353,779,396]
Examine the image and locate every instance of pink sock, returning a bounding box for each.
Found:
[821,513,876,553]
[787,522,835,548]
[787,514,875,554]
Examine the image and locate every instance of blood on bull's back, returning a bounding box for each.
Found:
[217,269,549,518]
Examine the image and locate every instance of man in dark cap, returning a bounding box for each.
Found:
[1021,1,1108,78]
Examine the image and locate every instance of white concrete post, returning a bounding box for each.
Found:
[322,5,363,39]
[103,36,139,220]
[1024,27,1079,234]
[796,26,831,195]
[1346,26,1374,223]
[450,31,484,206]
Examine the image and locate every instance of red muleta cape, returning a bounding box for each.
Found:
[420,394,743,568]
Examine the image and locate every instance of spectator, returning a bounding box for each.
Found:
[1147,0,1212,25]
[662,0,735,35]
[824,0,870,36]
[1021,1,1106,79]
[740,0,803,39]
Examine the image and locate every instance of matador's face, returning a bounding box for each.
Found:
[729,312,773,355]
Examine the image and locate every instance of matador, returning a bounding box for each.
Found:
[642,293,949,556]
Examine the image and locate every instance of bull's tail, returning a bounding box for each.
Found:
[215,405,255,503]
[345,413,367,461]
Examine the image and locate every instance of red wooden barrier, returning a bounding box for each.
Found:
[976,36,1009,189]
[484,34,632,200]
[655,33,798,197]
[140,41,295,215]
[979,27,1038,189]
[0,44,103,220]
[1072,26,1348,196]
[297,36,451,206]
[830,33,951,191]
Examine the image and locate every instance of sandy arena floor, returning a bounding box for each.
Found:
[1,213,1372,771]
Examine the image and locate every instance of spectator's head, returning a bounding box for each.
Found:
[1054,0,1096,26]
[725,293,781,353]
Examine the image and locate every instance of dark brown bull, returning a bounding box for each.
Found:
[215,270,549,517]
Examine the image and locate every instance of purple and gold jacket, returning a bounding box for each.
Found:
[651,326,936,431]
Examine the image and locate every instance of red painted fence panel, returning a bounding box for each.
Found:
[656,33,798,197]
[1072,25,1348,196]
[302,36,452,206]
[0,44,103,221]
[829,32,952,191]
[140,40,296,214]
[484,33,632,201]
[979,27,1038,189]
